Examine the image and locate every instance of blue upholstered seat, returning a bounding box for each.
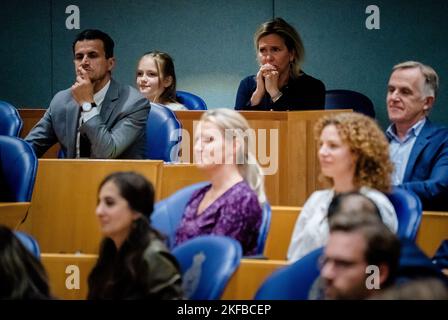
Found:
[145,103,182,162]
[15,231,41,258]
[255,247,323,300]
[325,89,376,118]
[386,187,423,241]
[176,91,207,110]
[0,100,23,136]
[172,235,242,299]
[0,136,38,202]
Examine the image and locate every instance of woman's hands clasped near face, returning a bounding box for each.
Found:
[250,34,294,106]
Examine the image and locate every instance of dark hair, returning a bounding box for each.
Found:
[138,51,178,104]
[72,29,115,59]
[328,192,382,224]
[98,171,154,219]
[88,171,164,299]
[329,215,401,287]
[0,226,51,299]
[373,278,448,300]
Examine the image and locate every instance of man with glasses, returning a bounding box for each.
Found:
[318,192,401,300]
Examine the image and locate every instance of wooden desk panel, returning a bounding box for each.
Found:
[0,202,30,229]
[416,211,448,256]
[160,164,207,200]
[20,159,163,254]
[21,109,347,206]
[18,109,59,158]
[264,206,301,260]
[174,110,348,206]
[41,253,97,300]
[221,259,288,300]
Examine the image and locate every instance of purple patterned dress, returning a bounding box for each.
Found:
[174,181,262,255]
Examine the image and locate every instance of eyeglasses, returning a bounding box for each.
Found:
[318,255,361,272]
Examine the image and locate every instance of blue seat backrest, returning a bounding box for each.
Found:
[0,136,38,202]
[325,89,376,118]
[176,91,207,110]
[0,100,23,136]
[145,103,182,162]
[152,182,209,249]
[386,187,423,241]
[14,231,41,258]
[254,247,323,300]
[172,235,242,300]
[255,201,271,256]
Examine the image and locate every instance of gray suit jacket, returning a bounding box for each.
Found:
[25,78,150,159]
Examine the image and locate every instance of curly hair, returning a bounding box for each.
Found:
[314,112,393,192]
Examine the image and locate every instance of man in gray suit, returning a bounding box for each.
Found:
[26,29,150,159]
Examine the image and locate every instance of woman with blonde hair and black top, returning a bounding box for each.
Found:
[235,17,325,111]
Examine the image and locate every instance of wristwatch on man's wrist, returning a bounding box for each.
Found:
[81,102,97,112]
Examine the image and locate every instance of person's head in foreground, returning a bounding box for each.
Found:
[320,192,401,300]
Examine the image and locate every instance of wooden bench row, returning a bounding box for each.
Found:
[41,253,287,300]
[14,160,206,253]
[19,108,350,206]
[1,159,445,256]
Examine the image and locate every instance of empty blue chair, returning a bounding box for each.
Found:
[15,231,41,258]
[255,247,323,300]
[386,187,423,241]
[325,89,376,118]
[172,235,242,300]
[0,136,38,202]
[176,91,207,110]
[0,100,23,136]
[151,182,271,255]
[146,103,182,162]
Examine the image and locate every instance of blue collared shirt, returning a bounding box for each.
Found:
[386,118,426,185]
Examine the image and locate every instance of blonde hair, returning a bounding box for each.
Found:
[200,109,266,204]
[314,113,393,193]
[254,17,305,78]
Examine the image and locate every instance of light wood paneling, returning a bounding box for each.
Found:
[41,253,287,300]
[221,259,288,300]
[20,109,348,206]
[174,110,348,206]
[18,109,59,158]
[416,211,448,256]
[160,164,207,200]
[264,206,301,260]
[0,202,30,229]
[19,159,163,254]
[41,253,97,300]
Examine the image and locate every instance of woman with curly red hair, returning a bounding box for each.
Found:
[287,112,398,263]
